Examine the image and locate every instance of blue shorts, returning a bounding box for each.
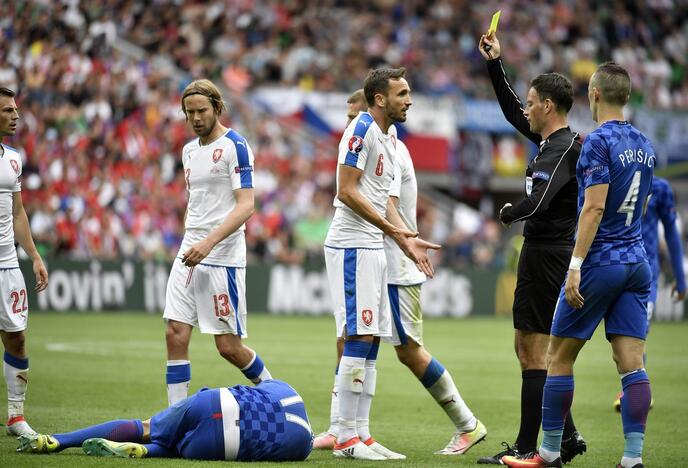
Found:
[551,262,651,341]
[150,388,225,460]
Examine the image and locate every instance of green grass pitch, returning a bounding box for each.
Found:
[1,313,686,467]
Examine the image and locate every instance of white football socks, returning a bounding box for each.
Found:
[356,360,377,442]
[427,370,476,432]
[166,360,190,406]
[336,355,366,443]
[327,374,340,435]
[4,359,28,418]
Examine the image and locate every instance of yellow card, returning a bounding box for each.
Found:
[487,10,501,35]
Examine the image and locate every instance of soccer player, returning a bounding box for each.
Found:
[17,379,312,461]
[477,33,586,464]
[0,87,49,437]
[503,62,654,468]
[324,68,439,460]
[164,80,271,407]
[613,175,685,411]
[315,89,486,456]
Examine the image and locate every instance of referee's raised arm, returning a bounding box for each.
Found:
[479,33,541,145]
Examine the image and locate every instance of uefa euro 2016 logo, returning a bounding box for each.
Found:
[348,136,363,153]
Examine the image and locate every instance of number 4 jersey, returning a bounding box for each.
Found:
[577,120,655,267]
[325,112,399,249]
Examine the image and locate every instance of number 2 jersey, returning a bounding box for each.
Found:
[325,112,399,249]
[179,129,254,267]
[577,120,655,268]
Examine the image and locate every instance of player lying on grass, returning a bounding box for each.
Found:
[16,379,312,461]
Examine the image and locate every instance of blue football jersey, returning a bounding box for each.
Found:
[642,177,677,279]
[231,380,312,462]
[577,120,655,267]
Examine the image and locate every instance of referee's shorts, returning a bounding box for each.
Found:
[512,242,571,334]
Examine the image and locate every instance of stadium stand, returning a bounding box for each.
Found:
[1,0,687,268]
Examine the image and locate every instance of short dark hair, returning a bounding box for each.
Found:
[530,73,574,114]
[591,61,631,106]
[0,88,15,98]
[363,67,406,107]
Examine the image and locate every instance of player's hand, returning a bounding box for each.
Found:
[479,32,501,60]
[498,203,512,227]
[671,283,686,302]
[409,237,441,278]
[181,238,214,267]
[33,257,48,292]
[565,269,584,309]
[391,229,440,277]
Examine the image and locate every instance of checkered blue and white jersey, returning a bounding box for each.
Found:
[577,120,655,268]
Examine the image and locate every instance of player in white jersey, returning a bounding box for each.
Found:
[324,69,439,461]
[163,80,272,407]
[0,87,49,437]
[315,90,486,456]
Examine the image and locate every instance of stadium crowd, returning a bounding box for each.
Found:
[0,0,686,268]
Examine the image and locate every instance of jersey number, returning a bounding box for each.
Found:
[617,170,641,226]
[375,154,384,176]
[10,290,27,314]
[213,294,231,317]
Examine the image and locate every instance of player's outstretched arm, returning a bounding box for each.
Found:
[565,184,608,308]
[479,33,541,144]
[181,188,254,267]
[659,186,686,300]
[12,192,48,292]
[386,197,440,277]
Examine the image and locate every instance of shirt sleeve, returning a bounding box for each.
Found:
[339,117,371,171]
[486,57,541,145]
[12,158,21,192]
[499,141,576,224]
[658,180,686,292]
[579,134,610,189]
[389,156,402,198]
[229,138,255,190]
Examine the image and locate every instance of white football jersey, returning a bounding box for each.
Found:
[178,129,254,267]
[325,112,398,249]
[0,144,21,268]
[385,140,426,286]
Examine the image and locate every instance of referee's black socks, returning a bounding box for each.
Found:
[515,369,547,453]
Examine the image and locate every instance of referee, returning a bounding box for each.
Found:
[476,32,587,465]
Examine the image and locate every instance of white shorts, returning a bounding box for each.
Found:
[0,268,28,332]
[388,284,424,346]
[164,261,247,336]
[324,247,391,338]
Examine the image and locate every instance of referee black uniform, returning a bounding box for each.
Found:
[487,57,581,334]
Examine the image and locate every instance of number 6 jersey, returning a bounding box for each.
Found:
[325,112,399,249]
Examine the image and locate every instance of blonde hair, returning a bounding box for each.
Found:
[181,79,226,116]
